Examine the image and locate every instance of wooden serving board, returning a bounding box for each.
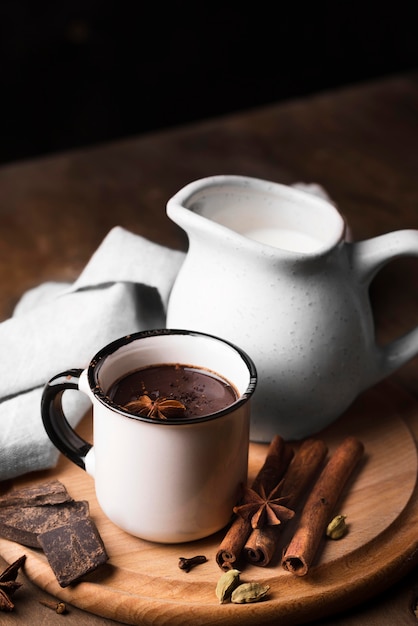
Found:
[1,380,418,625]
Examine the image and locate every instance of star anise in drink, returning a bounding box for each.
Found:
[123,395,186,419]
[233,481,295,529]
[0,555,26,612]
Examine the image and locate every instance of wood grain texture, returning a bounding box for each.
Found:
[0,381,417,625]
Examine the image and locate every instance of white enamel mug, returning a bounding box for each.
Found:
[41,329,257,543]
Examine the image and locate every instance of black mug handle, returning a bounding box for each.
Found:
[41,368,92,470]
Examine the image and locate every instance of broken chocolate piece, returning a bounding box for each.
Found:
[0,481,73,508]
[38,517,108,587]
[0,480,108,588]
[0,501,90,547]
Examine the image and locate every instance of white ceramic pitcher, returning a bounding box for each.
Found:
[166,175,418,442]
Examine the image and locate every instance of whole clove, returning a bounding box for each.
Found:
[178,555,207,572]
[39,598,67,614]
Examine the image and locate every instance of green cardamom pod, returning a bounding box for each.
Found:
[215,569,241,604]
[231,582,270,604]
[326,514,347,540]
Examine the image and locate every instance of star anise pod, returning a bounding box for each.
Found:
[0,555,26,612]
[233,481,295,529]
[123,395,186,419]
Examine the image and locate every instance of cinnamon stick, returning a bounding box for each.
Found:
[250,436,293,497]
[216,435,293,570]
[282,435,364,576]
[244,438,328,566]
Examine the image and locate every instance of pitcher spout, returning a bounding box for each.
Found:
[167,175,346,256]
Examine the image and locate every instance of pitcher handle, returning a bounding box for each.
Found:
[349,229,418,378]
[41,368,93,472]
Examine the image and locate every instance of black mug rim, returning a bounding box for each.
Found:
[87,328,258,425]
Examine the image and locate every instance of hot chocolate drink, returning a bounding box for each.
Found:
[109,363,239,419]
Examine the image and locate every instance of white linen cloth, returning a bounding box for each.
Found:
[0,226,186,480]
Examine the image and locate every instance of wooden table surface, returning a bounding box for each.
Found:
[1,71,418,624]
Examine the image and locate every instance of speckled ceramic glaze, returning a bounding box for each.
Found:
[166,175,418,442]
[41,329,257,543]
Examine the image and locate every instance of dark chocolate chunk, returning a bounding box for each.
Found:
[0,480,108,587]
[0,501,90,547]
[38,517,108,587]
[0,481,73,508]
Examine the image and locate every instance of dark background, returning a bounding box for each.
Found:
[1,1,418,165]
